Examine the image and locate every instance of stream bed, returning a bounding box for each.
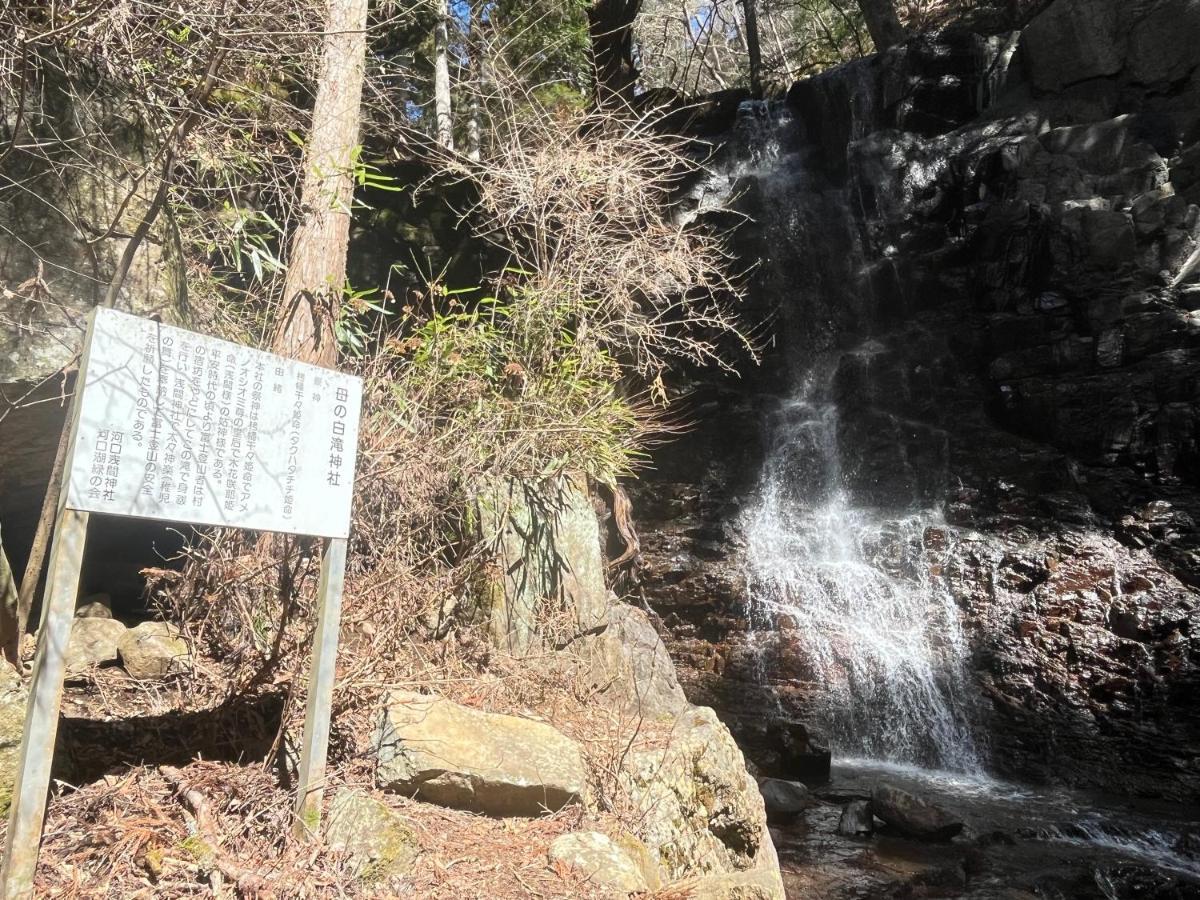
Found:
[776,759,1200,900]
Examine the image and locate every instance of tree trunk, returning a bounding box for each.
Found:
[589,0,642,108]
[741,0,763,96]
[433,0,455,150]
[0,522,17,666]
[857,0,905,52]
[465,2,481,161]
[271,0,369,367]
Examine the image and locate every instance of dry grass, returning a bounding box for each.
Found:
[26,758,641,899]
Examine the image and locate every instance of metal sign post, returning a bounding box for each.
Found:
[1,308,362,898]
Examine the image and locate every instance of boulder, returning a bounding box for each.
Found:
[1019,0,1123,93]
[584,602,688,718]
[620,705,783,897]
[75,593,113,619]
[0,661,26,814]
[117,622,190,680]
[474,476,608,655]
[872,784,963,841]
[325,788,419,882]
[1126,0,1200,87]
[66,618,127,675]
[837,800,875,837]
[758,779,809,822]
[374,690,587,817]
[548,831,660,893]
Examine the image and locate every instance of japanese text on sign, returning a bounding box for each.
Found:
[65,308,363,538]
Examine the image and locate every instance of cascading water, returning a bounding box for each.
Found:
[742,364,982,772]
[705,100,983,772]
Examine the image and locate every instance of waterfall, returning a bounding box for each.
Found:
[742,364,982,772]
[713,99,983,773]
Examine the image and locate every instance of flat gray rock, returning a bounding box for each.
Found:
[375,690,587,817]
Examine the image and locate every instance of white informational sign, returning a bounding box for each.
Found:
[65,308,363,538]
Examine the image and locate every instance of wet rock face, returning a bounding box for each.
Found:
[638,0,1200,803]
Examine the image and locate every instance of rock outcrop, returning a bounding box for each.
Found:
[620,705,784,895]
[636,0,1200,803]
[0,661,26,813]
[474,476,608,655]
[374,690,588,817]
[547,831,661,894]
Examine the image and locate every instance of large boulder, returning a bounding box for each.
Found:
[0,661,26,814]
[757,778,810,822]
[0,70,186,384]
[117,621,190,680]
[374,690,587,817]
[583,602,688,719]
[65,618,127,675]
[1125,0,1200,87]
[548,831,661,894]
[620,706,784,897]
[325,788,419,883]
[872,784,964,841]
[1019,0,1123,93]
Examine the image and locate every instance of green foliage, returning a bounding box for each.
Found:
[385,282,645,485]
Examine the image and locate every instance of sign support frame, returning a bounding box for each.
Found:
[0,308,360,897]
[0,506,89,900]
[293,536,347,838]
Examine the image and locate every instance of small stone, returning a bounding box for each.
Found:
[65,618,127,675]
[837,800,875,836]
[758,778,809,822]
[75,593,113,619]
[548,831,659,893]
[118,622,190,680]
[325,788,419,882]
[872,784,963,841]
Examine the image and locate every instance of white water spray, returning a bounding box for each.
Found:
[743,366,982,772]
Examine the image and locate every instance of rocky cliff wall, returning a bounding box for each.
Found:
[637,0,1200,801]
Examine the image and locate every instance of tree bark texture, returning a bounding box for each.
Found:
[741,0,763,96]
[433,0,455,151]
[857,0,905,52]
[589,0,643,108]
[272,0,369,367]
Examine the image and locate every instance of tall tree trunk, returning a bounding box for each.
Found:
[741,0,763,96]
[433,0,455,150]
[465,1,481,161]
[857,0,905,52]
[272,0,369,367]
[589,0,642,108]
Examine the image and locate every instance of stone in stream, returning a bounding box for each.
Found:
[872,784,963,841]
[374,690,587,817]
[837,799,875,837]
[547,831,661,893]
[758,778,810,822]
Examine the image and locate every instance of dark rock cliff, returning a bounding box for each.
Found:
[635,0,1200,802]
